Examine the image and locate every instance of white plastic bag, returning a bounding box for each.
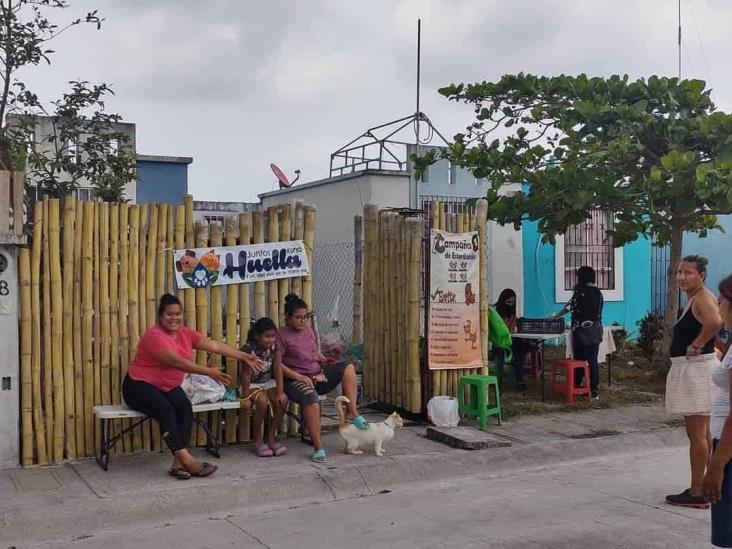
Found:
[427,396,460,427]
[181,374,225,405]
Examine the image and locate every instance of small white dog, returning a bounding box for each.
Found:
[336,396,403,456]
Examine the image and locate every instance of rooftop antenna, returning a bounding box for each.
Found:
[678,0,682,79]
[416,18,422,141]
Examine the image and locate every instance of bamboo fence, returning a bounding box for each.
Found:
[361,200,490,413]
[18,197,317,465]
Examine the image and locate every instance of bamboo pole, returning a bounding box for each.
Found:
[380,213,392,405]
[399,216,408,409]
[166,203,175,294]
[353,215,363,346]
[157,204,168,299]
[291,202,304,298]
[117,203,131,451]
[138,204,149,335]
[61,197,77,458]
[278,204,292,327]
[174,206,186,310]
[302,206,316,311]
[194,220,210,447]
[406,217,422,413]
[31,202,47,464]
[209,220,224,445]
[48,199,65,461]
[223,216,240,444]
[41,198,53,456]
[183,196,196,330]
[108,204,120,451]
[238,212,252,442]
[93,203,101,424]
[80,202,94,456]
[362,204,377,401]
[127,205,142,451]
[19,248,32,465]
[267,206,280,323]
[476,199,489,375]
[99,203,112,411]
[252,211,265,319]
[150,205,165,451]
[388,214,399,407]
[428,202,440,398]
[71,201,85,455]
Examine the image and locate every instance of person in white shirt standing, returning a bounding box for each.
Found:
[703,273,732,547]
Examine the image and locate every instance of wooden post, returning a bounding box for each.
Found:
[127,205,142,451]
[71,201,85,456]
[406,218,422,413]
[267,206,280,323]
[19,248,32,465]
[238,212,252,442]
[61,197,76,459]
[252,211,265,319]
[42,199,54,456]
[30,202,48,464]
[48,199,65,461]
[476,199,489,375]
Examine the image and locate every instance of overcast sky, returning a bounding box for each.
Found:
[23,0,732,201]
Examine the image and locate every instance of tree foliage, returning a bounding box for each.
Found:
[418,74,732,356]
[0,0,136,201]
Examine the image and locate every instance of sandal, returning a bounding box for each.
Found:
[270,442,287,457]
[256,444,274,457]
[190,462,218,477]
[168,467,191,480]
[311,449,327,463]
[349,415,370,430]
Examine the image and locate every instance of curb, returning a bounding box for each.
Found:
[2,426,687,546]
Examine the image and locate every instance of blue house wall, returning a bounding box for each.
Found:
[522,220,652,336]
[682,214,732,295]
[136,155,192,205]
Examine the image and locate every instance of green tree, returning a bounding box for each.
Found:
[0,0,136,201]
[418,74,732,358]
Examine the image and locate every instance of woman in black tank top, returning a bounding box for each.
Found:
[666,255,723,509]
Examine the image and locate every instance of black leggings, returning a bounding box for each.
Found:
[122,376,192,453]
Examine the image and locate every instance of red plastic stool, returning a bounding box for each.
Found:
[549,360,591,404]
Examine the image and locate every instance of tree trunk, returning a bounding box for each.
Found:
[661,223,684,365]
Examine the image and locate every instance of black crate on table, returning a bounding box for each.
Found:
[516,317,565,335]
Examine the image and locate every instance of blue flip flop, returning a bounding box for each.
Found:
[312,449,327,463]
[350,415,370,430]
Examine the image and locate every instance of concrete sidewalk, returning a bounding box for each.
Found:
[2,404,686,547]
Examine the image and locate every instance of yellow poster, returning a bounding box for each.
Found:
[428,229,482,370]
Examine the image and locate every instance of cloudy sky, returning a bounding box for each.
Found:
[23,0,732,201]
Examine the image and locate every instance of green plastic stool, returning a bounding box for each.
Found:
[457,374,502,431]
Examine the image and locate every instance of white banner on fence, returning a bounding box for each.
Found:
[174,240,310,289]
[428,229,482,370]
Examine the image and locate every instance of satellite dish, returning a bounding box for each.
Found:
[270,164,301,189]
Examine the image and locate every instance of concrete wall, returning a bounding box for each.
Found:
[683,214,732,295]
[0,246,19,468]
[136,157,191,205]
[260,172,410,244]
[522,222,652,335]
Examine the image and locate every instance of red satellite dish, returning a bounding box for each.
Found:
[271,163,290,189]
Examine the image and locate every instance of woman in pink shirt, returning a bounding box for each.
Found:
[123,294,262,479]
[276,294,368,463]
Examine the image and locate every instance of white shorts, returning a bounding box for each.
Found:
[665,353,717,416]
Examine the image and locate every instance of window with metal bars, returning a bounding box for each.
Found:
[563,209,615,290]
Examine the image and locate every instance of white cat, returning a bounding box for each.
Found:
[336,396,403,456]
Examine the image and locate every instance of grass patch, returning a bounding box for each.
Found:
[499,345,664,420]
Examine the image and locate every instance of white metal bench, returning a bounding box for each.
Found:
[92,401,241,471]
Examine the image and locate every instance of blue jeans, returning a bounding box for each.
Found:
[572,342,600,395]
